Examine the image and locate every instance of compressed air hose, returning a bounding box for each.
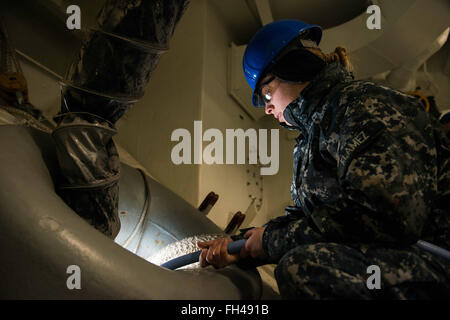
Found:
[161,239,247,270]
[416,240,450,262]
[160,238,450,270]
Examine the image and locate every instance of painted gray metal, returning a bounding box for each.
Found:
[0,125,261,299]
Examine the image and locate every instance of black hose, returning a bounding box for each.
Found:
[160,238,450,270]
[416,240,450,262]
[161,239,247,270]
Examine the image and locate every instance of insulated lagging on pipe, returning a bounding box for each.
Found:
[53,0,190,239]
[62,0,191,124]
[161,239,247,270]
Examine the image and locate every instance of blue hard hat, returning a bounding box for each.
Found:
[243,20,322,107]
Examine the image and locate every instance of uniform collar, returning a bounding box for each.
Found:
[281,62,354,133]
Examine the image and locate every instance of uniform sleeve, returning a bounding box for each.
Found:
[231,209,325,265]
[262,97,436,263]
[313,97,435,246]
[262,211,326,263]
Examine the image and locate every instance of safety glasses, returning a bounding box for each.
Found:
[258,75,276,104]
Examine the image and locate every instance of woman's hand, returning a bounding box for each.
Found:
[242,226,267,260]
[197,226,267,269]
[197,237,241,269]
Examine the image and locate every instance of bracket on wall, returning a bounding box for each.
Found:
[224,211,246,234]
[198,191,219,215]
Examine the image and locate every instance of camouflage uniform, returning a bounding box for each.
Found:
[259,62,450,299]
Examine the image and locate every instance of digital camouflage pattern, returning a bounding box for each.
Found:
[259,62,450,299]
[274,242,449,299]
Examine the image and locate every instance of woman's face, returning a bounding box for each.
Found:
[259,74,309,126]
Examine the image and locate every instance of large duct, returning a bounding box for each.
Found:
[0,125,262,299]
[0,0,262,298]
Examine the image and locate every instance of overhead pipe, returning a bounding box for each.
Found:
[385,27,449,92]
[319,0,450,80]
